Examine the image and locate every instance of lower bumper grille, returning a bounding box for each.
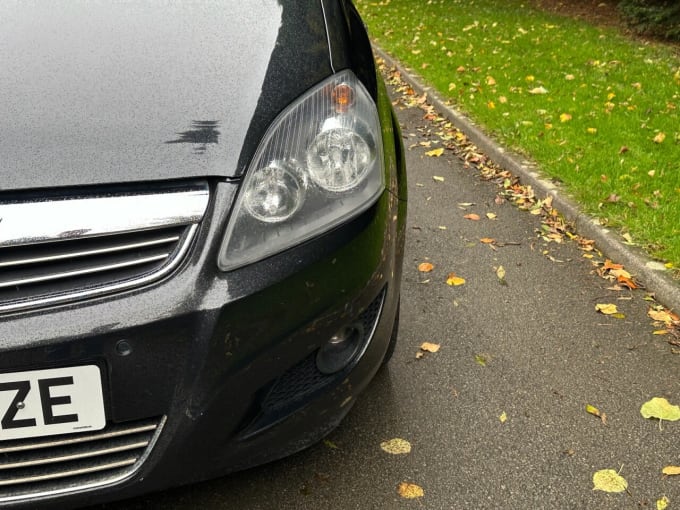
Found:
[0,416,165,503]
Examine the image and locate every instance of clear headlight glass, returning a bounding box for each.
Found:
[218,70,384,271]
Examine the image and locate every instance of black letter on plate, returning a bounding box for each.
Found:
[39,377,78,425]
[0,381,37,429]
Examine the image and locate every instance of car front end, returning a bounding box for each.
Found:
[0,1,406,508]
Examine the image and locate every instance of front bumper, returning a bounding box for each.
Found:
[0,177,405,508]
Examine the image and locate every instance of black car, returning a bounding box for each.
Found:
[0,1,406,508]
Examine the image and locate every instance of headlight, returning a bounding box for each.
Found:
[218,70,384,271]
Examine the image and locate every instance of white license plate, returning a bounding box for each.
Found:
[0,365,105,441]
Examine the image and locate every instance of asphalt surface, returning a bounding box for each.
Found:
[96,87,680,510]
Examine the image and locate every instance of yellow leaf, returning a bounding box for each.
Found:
[595,303,618,315]
[486,212,497,220]
[640,397,680,421]
[499,96,508,104]
[653,132,666,144]
[560,113,572,123]
[657,496,670,510]
[499,411,507,423]
[446,273,466,286]
[648,309,678,325]
[496,266,506,281]
[587,127,598,134]
[487,100,496,109]
[586,404,601,417]
[592,469,628,493]
[525,75,535,82]
[653,330,669,335]
[486,76,496,86]
[397,482,424,499]
[432,175,445,182]
[662,466,680,476]
[380,438,412,455]
[418,262,434,273]
[420,342,440,353]
[425,148,444,157]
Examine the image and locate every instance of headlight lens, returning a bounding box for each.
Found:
[218,70,384,271]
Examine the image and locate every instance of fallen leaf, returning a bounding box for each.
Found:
[617,275,638,289]
[586,404,601,418]
[640,397,680,421]
[380,438,412,455]
[480,238,495,244]
[446,273,466,286]
[662,466,680,476]
[420,342,440,353]
[323,439,339,450]
[657,496,670,510]
[464,213,481,221]
[653,330,669,335]
[432,175,445,182]
[499,411,507,423]
[426,148,444,157]
[560,113,572,123]
[592,469,628,493]
[528,86,549,95]
[496,265,506,284]
[475,354,487,366]
[486,212,497,220]
[397,482,424,499]
[648,309,678,325]
[418,262,434,273]
[603,259,623,270]
[653,132,666,144]
[595,303,619,315]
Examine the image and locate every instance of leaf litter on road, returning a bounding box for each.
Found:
[397,482,424,499]
[592,469,628,493]
[380,438,412,455]
[640,397,680,422]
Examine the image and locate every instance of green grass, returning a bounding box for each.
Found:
[357,0,680,267]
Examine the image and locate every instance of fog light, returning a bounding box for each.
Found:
[316,323,365,375]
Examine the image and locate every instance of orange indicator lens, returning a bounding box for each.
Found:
[331,83,354,113]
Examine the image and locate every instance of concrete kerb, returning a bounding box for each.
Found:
[374,45,680,312]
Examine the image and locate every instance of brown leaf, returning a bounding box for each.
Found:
[418,262,434,273]
[464,213,481,221]
[480,238,496,244]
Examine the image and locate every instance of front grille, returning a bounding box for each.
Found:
[0,182,209,313]
[0,416,165,503]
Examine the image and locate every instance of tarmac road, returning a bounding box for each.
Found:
[96,88,680,510]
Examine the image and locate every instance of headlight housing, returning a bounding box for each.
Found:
[218,70,384,271]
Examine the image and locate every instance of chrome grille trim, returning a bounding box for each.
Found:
[0,188,209,247]
[0,416,165,503]
[0,183,209,313]
[0,235,181,269]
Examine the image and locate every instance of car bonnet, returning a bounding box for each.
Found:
[0,1,334,190]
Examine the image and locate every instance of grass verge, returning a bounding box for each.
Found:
[357,0,680,269]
